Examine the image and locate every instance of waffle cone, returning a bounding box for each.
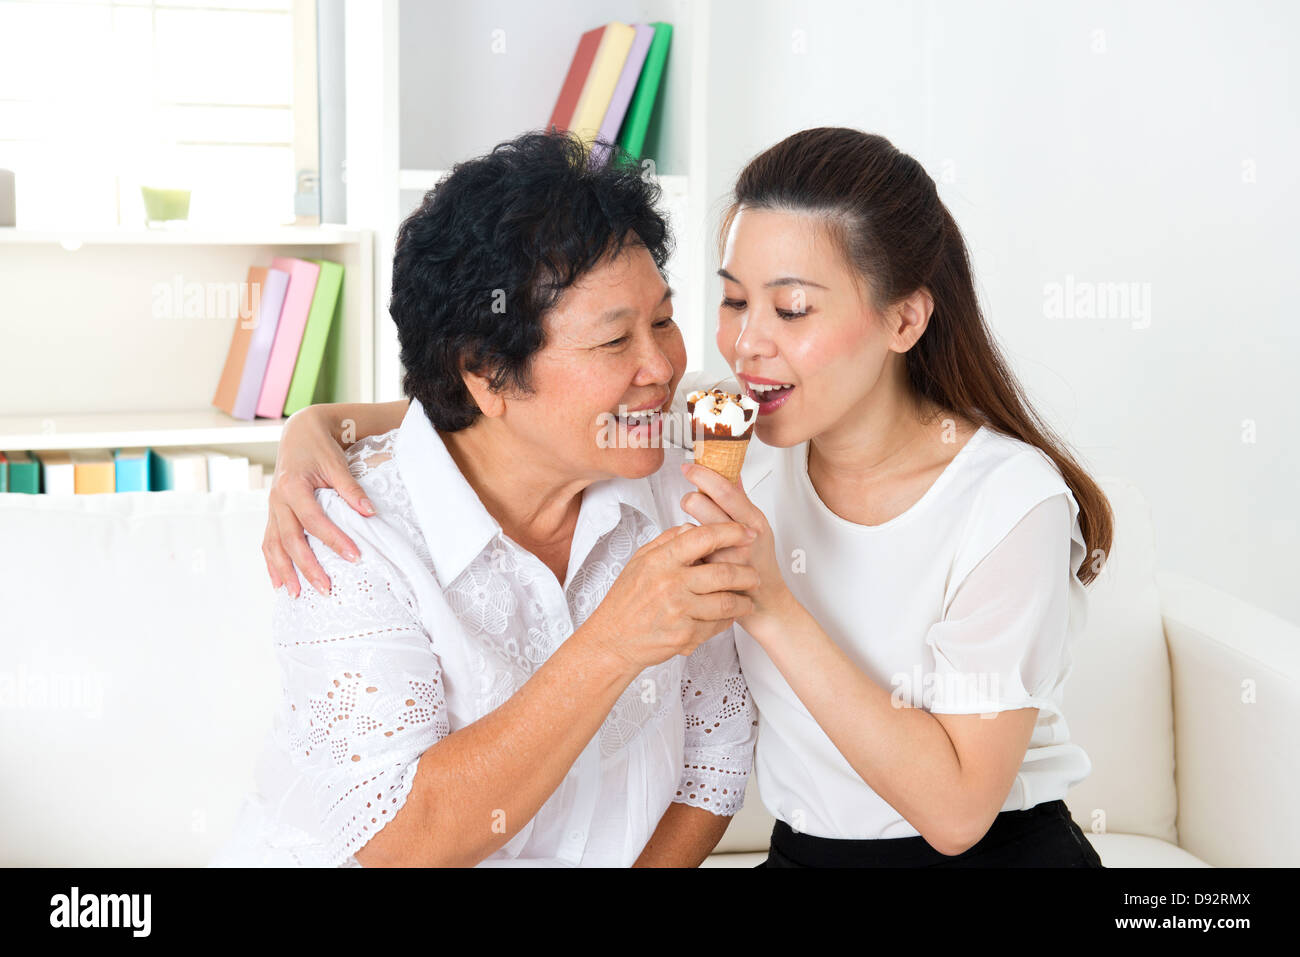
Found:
[693,438,751,484]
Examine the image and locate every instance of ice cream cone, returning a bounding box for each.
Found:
[693,437,751,484]
[687,386,758,484]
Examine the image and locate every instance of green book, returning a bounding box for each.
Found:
[615,22,672,162]
[283,260,345,415]
[2,451,40,493]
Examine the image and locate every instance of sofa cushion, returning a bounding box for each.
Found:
[1158,571,1300,867]
[1060,477,1178,845]
[1084,832,1208,867]
[0,489,278,866]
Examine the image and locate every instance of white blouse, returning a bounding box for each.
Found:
[725,402,1093,841]
[213,397,757,867]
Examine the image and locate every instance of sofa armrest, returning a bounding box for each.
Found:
[1158,570,1300,866]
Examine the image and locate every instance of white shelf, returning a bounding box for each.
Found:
[0,229,375,446]
[0,225,366,247]
[0,411,286,452]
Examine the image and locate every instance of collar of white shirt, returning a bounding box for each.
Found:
[393,398,663,589]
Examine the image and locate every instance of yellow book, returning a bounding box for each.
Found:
[72,450,116,494]
[569,22,637,147]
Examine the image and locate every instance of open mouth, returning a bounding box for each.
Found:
[743,381,796,412]
[612,397,671,435]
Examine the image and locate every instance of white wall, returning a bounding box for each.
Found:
[699,0,1299,625]
[373,0,1297,624]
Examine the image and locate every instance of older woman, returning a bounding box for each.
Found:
[214,132,760,868]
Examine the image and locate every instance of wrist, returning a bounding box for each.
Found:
[572,616,645,686]
[744,584,801,644]
[287,402,337,445]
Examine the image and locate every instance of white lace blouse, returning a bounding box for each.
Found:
[212,398,756,867]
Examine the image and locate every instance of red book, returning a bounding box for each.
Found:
[548,25,605,133]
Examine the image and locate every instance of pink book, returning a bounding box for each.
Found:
[255,256,322,418]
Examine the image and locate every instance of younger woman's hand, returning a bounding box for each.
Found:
[678,463,791,634]
[263,407,376,597]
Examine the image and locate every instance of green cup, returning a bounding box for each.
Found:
[141,186,191,223]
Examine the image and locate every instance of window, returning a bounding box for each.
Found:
[0,0,317,228]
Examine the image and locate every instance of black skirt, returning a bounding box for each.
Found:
[758,800,1104,868]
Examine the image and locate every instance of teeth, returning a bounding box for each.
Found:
[618,410,660,425]
[749,382,793,394]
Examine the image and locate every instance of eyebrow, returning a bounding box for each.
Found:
[597,284,674,323]
[717,268,828,291]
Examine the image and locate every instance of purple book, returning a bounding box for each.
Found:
[590,23,655,166]
[231,266,289,420]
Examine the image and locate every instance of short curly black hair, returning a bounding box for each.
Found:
[389,130,673,431]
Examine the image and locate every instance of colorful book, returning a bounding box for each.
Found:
[202,451,227,491]
[590,24,655,165]
[71,450,115,494]
[0,451,6,493]
[213,266,268,415]
[114,448,152,492]
[256,257,322,418]
[548,26,605,132]
[2,451,39,493]
[34,450,75,494]
[203,450,252,491]
[231,267,290,421]
[615,22,673,161]
[149,448,209,492]
[569,22,637,147]
[283,259,344,415]
[229,454,251,490]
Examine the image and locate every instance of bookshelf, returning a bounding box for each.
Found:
[0,226,374,465]
[3,1,703,476]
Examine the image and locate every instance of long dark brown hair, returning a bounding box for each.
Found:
[719,127,1113,585]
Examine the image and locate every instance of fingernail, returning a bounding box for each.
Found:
[360,497,376,516]
[314,579,330,595]
[344,546,360,562]
[680,463,690,475]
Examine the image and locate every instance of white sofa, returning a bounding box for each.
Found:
[1,477,1296,867]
